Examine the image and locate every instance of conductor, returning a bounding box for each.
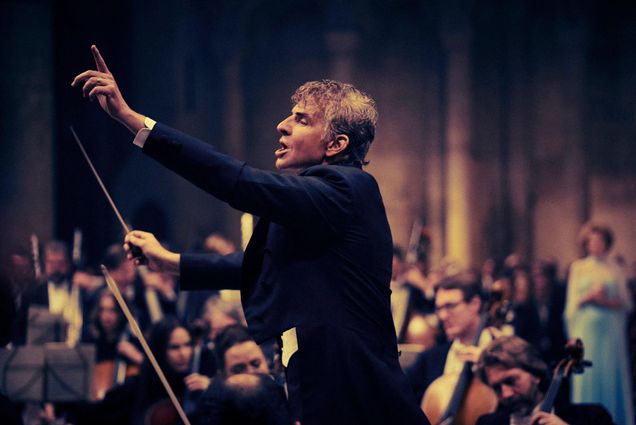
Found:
[72,45,430,425]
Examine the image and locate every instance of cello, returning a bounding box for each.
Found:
[421,286,510,424]
[538,338,589,415]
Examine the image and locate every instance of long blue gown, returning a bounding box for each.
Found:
[565,255,634,425]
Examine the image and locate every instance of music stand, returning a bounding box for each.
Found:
[0,346,44,402]
[27,306,68,344]
[0,344,95,403]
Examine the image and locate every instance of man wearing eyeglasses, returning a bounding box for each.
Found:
[405,272,497,403]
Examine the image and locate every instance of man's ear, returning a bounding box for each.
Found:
[325,134,349,158]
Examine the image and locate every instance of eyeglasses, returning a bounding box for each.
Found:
[434,300,465,314]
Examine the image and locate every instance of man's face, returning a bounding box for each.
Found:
[44,251,70,283]
[275,101,328,173]
[485,366,542,416]
[434,288,480,341]
[223,341,269,377]
[166,327,193,373]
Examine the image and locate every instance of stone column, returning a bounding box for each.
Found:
[441,16,474,268]
[0,2,54,254]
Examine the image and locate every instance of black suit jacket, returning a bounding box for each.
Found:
[142,123,430,425]
[475,402,614,425]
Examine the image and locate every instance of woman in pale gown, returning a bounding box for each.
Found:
[565,223,634,425]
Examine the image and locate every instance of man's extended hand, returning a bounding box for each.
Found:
[71,45,145,133]
[124,230,181,275]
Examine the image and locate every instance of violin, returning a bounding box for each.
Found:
[91,323,141,400]
[421,287,509,424]
[538,338,589,414]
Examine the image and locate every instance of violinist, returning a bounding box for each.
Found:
[475,336,613,425]
[100,244,176,333]
[83,288,144,399]
[19,240,97,345]
[71,317,212,425]
[405,272,498,402]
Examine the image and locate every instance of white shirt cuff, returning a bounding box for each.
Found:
[132,116,157,148]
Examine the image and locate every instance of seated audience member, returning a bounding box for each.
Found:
[72,317,212,425]
[406,272,496,402]
[195,373,293,425]
[475,336,613,425]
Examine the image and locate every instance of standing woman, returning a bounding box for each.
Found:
[565,223,634,425]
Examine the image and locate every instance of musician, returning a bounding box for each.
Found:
[195,373,293,425]
[72,317,212,425]
[390,246,435,341]
[72,45,429,424]
[99,243,176,333]
[19,240,95,345]
[406,272,497,402]
[475,336,613,425]
[82,288,143,365]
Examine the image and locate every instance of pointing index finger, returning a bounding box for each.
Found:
[91,44,110,74]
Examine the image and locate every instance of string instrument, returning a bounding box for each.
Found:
[144,320,208,425]
[538,338,589,415]
[30,233,42,281]
[91,322,141,400]
[421,289,509,425]
[398,221,439,347]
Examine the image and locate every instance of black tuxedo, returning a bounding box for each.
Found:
[141,123,430,424]
[475,402,614,425]
[15,279,92,344]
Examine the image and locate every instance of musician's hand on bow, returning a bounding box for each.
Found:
[72,270,103,291]
[117,340,144,365]
[457,345,483,364]
[125,230,181,275]
[530,411,568,425]
[71,45,145,133]
[184,373,211,392]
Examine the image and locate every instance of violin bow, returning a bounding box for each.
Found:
[101,265,192,425]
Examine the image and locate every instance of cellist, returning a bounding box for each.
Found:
[475,336,613,425]
[405,272,501,405]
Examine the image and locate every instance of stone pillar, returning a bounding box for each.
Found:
[0,1,54,254]
[441,18,473,268]
[531,20,587,265]
[325,31,359,82]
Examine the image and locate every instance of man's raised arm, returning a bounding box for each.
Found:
[71,44,145,134]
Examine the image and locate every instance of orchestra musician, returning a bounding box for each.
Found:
[71,317,213,425]
[405,272,498,403]
[82,288,144,399]
[19,240,97,345]
[475,336,614,425]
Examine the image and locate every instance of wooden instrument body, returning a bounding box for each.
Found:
[422,372,497,425]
